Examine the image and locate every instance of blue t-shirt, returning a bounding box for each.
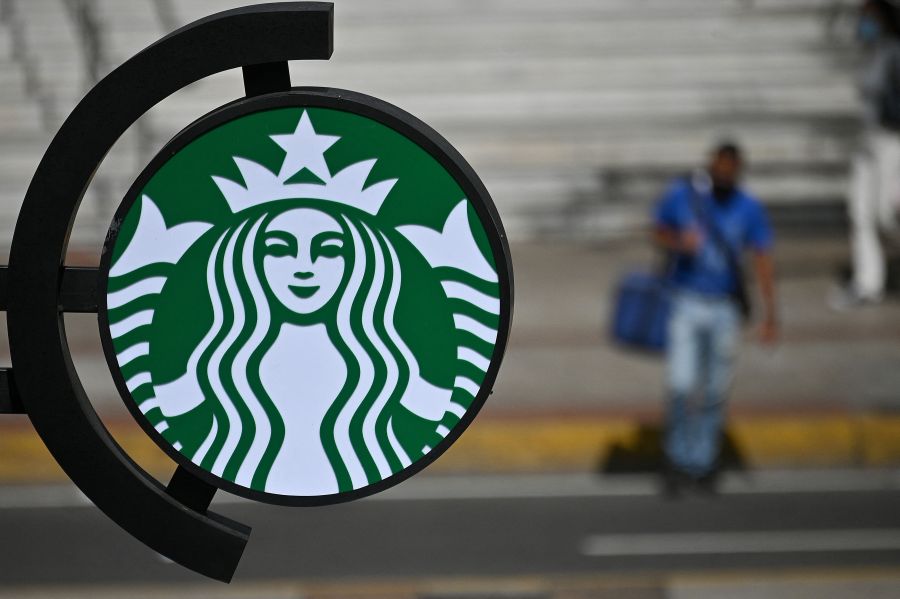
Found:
[654,177,773,297]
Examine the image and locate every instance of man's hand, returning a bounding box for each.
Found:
[654,226,703,255]
[752,250,779,346]
[680,229,703,255]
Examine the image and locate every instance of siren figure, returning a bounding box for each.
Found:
[105,109,501,496]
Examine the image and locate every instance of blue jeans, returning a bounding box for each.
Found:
[665,291,739,476]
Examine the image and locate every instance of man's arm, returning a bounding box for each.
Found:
[653,225,701,255]
[652,182,702,255]
[752,250,779,344]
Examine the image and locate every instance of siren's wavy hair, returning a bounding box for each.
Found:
[188,202,417,493]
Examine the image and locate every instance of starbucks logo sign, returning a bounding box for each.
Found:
[99,90,511,503]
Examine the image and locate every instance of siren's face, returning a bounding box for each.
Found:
[262,207,346,315]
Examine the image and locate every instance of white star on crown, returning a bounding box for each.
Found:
[211,110,397,215]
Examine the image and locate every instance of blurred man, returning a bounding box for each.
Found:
[835,0,900,307]
[653,142,778,492]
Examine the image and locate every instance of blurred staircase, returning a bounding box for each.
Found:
[0,0,865,249]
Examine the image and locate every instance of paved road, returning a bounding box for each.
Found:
[2,471,900,588]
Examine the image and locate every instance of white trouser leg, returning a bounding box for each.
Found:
[850,142,885,299]
[873,131,900,231]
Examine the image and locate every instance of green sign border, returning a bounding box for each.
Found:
[97,87,514,506]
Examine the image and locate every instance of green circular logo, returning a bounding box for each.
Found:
[100,92,509,502]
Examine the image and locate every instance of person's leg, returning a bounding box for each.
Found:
[692,299,739,476]
[664,294,701,474]
[688,321,712,474]
[873,131,900,232]
[850,139,885,300]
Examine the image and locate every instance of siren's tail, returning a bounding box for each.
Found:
[107,262,174,435]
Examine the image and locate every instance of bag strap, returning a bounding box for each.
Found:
[882,45,900,130]
[686,175,752,319]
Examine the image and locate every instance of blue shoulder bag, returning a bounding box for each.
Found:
[609,265,672,353]
[609,175,751,353]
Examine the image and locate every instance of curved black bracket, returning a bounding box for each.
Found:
[4,2,333,582]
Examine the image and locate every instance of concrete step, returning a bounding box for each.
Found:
[96,0,163,60]
[328,17,837,62]
[144,85,859,138]
[168,1,843,59]
[3,0,864,244]
[179,0,839,21]
[258,53,857,95]
[0,105,44,134]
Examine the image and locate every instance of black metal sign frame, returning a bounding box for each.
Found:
[4,3,334,582]
[0,0,514,584]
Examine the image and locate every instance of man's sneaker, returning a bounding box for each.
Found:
[661,461,692,499]
[693,470,720,495]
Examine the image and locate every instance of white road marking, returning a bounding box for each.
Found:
[580,529,900,557]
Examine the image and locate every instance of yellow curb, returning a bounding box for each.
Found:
[0,425,174,483]
[437,414,900,472]
[4,569,900,599]
[433,418,634,473]
[860,414,900,466]
[729,415,900,468]
[2,414,900,483]
[729,417,860,468]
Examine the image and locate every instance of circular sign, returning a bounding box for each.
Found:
[99,89,511,505]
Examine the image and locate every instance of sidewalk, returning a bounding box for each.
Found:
[8,237,891,416]
[2,237,900,480]
[497,238,900,414]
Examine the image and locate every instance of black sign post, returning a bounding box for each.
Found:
[0,2,513,583]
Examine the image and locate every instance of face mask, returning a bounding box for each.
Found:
[858,15,882,43]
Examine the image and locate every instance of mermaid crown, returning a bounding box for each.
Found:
[211,110,397,216]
